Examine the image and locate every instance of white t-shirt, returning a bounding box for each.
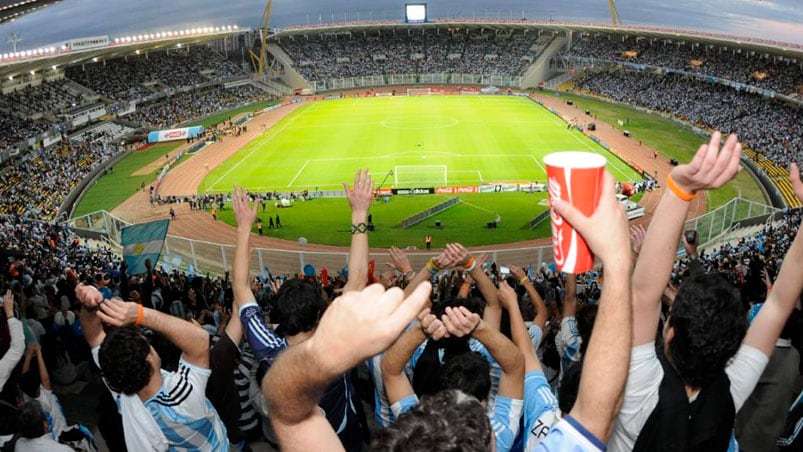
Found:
[608,343,769,452]
[14,434,73,452]
[92,346,169,451]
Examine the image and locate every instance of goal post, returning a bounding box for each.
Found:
[407,88,432,96]
[394,165,448,188]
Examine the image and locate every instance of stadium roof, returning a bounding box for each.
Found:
[0,28,246,80]
[270,19,803,61]
[0,0,59,25]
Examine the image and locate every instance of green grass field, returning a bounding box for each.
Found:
[542,91,765,207]
[73,142,181,217]
[197,96,644,247]
[199,96,641,193]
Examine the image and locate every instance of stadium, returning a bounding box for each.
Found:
[0,0,802,450]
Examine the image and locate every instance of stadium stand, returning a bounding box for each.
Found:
[65,46,247,102]
[277,28,544,81]
[126,84,274,129]
[567,34,803,96]
[573,69,803,169]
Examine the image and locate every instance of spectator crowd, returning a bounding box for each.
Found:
[1,140,802,451]
[568,34,803,96]
[278,28,550,81]
[573,70,803,167]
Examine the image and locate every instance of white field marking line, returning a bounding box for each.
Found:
[312,153,535,162]
[543,114,631,180]
[477,171,484,182]
[207,103,317,192]
[461,200,497,215]
[287,160,310,187]
[529,155,547,173]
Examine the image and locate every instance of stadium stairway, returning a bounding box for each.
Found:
[743,148,802,208]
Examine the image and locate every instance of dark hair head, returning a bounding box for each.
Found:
[18,399,47,438]
[99,326,153,395]
[370,390,491,451]
[576,304,598,356]
[667,273,747,388]
[412,296,486,396]
[270,278,325,337]
[437,352,491,402]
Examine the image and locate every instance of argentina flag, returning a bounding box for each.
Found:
[121,219,169,275]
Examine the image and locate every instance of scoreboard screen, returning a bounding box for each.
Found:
[405,3,427,23]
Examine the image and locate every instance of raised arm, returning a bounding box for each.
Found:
[443,306,524,399]
[96,298,210,368]
[446,244,501,330]
[264,282,431,452]
[343,169,373,292]
[232,185,258,305]
[75,284,106,348]
[1,291,25,390]
[563,273,577,318]
[553,170,632,442]
[498,281,541,372]
[381,309,447,405]
[232,185,284,368]
[631,132,741,346]
[34,344,51,390]
[743,163,803,357]
[510,265,548,329]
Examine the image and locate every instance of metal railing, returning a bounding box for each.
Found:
[67,196,777,276]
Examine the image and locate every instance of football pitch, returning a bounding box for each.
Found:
[201,95,641,247]
[199,96,640,193]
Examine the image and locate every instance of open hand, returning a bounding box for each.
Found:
[344,168,374,215]
[418,308,449,340]
[791,163,803,202]
[307,282,432,375]
[670,131,742,195]
[75,284,103,309]
[232,185,258,232]
[387,246,411,272]
[441,306,481,337]
[97,298,141,327]
[497,280,518,309]
[2,290,13,317]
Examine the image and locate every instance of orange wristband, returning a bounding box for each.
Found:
[519,275,529,284]
[666,173,696,202]
[135,304,144,326]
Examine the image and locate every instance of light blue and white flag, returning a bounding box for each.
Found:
[160,254,184,273]
[122,219,169,275]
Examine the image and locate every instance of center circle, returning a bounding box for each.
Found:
[380,116,459,130]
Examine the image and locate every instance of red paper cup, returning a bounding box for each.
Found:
[544,152,606,274]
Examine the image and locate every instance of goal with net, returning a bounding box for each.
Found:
[407,88,432,96]
[394,165,447,188]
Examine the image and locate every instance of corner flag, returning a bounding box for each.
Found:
[121,219,169,275]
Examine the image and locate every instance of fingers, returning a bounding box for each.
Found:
[792,163,803,202]
[388,281,432,329]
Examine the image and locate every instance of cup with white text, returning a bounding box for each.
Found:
[544,151,606,274]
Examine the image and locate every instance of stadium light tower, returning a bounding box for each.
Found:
[249,0,277,77]
[608,0,623,26]
[7,33,22,53]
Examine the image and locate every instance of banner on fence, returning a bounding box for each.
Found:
[147,126,205,143]
[435,186,479,194]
